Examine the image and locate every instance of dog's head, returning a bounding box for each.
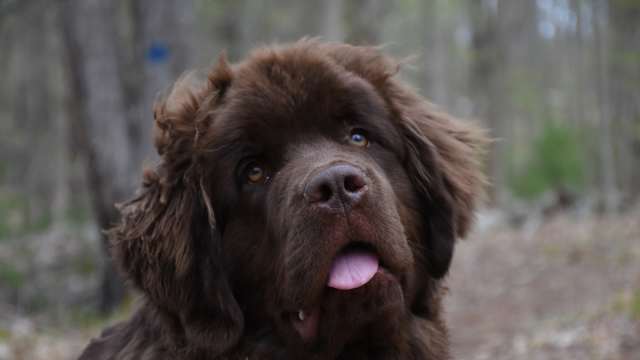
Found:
[112,40,486,357]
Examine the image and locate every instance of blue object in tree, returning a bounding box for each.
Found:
[146,41,170,64]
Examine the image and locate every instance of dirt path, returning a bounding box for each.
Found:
[447,211,640,359]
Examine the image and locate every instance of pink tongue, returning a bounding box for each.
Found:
[328,249,379,290]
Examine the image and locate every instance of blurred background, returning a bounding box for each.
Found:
[0,0,639,359]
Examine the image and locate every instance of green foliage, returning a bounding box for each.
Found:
[509,122,586,199]
[0,262,24,289]
[0,161,6,182]
[508,70,546,120]
[72,252,97,275]
[71,295,136,329]
[632,289,640,320]
[610,0,640,11]
[613,289,640,321]
[0,191,28,239]
[29,212,52,233]
[0,190,54,239]
[65,205,91,226]
[618,50,640,68]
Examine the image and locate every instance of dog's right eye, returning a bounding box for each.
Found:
[349,129,369,147]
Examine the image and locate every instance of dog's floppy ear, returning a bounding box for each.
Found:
[321,42,488,278]
[398,101,487,278]
[110,55,243,356]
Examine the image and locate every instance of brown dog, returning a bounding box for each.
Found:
[79,40,486,360]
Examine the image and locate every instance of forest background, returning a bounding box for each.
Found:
[0,1,639,359]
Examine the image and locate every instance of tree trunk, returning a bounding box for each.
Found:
[59,0,136,314]
[345,0,386,45]
[422,1,451,108]
[593,2,620,213]
[607,0,640,204]
[468,0,506,206]
[129,0,197,168]
[323,0,344,42]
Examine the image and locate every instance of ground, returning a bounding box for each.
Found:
[447,208,640,359]
[0,208,639,359]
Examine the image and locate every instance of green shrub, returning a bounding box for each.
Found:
[632,289,640,321]
[509,122,586,199]
[65,205,91,225]
[0,190,56,239]
[0,191,28,239]
[0,262,24,289]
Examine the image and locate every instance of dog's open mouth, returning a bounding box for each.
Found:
[328,242,380,290]
[291,243,381,342]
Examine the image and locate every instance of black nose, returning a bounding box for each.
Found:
[304,164,368,209]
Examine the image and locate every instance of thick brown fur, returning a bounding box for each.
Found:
[78,40,487,360]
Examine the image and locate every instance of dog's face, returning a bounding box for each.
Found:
[213,57,421,350]
[113,41,486,357]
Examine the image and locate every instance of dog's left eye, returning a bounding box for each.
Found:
[246,164,266,184]
[349,129,369,147]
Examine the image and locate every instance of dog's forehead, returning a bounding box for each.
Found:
[213,53,391,147]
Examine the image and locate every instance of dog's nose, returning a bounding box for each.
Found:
[304,164,368,209]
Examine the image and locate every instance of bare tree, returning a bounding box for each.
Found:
[468,0,506,205]
[60,0,136,313]
[592,2,620,212]
[421,1,453,108]
[129,0,198,167]
[345,0,386,45]
[607,0,640,204]
[323,0,344,42]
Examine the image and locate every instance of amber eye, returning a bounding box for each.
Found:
[349,129,369,147]
[247,165,265,184]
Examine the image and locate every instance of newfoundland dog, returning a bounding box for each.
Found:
[79,40,486,359]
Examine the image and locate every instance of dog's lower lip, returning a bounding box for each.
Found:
[290,308,320,342]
